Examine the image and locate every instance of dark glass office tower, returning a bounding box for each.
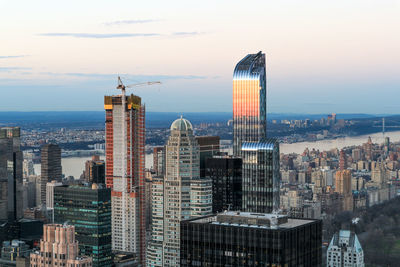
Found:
[181,212,322,267]
[205,156,242,213]
[54,184,112,267]
[233,51,266,156]
[195,136,220,177]
[241,139,280,213]
[40,144,62,206]
[0,127,23,222]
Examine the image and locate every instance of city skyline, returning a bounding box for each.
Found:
[1,0,400,114]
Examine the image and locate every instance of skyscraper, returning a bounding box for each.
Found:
[241,139,280,213]
[205,156,242,213]
[104,91,145,262]
[30,224,92,267]
[40,144,62,206]
[147,117,212,267]
[83,155,105,184]
[54,184,112,267]
[233,51,266,156]
[152,146,165,177]
[181,212,322,266]
[0,127,23,222]
[195,136,220,177]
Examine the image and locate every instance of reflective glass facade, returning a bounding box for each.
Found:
[205,156,242,213]
[54,185,112,267]
[181,213,322,267]
[242,139,280,213]
[233,51,266,156]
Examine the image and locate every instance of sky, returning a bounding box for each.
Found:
[1,0,400,114]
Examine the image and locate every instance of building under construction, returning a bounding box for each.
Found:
[104,91,146,264]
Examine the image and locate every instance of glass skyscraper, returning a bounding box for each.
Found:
[241,139,280,213]
[54,184,112,267]
[181,212,322,267]
[233,51,266,156]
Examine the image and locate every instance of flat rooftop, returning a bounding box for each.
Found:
[190,211,315,229]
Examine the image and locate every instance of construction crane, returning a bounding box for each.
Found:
[116,76,161,93]
[114,75,161,252]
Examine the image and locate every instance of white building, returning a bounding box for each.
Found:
[147,117,212,267]
[46,180,62,209]
[327,230,364,267]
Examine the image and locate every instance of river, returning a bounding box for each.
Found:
[33,131,400,179]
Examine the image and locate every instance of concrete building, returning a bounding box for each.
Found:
[147,117,212,267]
[45,181,62,210]
[30,224,92,267]
[104,89,146,263]
[327,230,364,267]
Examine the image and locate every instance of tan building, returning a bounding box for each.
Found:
[30,224,92,267]
[335,170,353,211]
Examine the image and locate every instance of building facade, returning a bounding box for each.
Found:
[233,51,266,156]
[195,136,220,177]
[147,117,212,267]
[327,230,364,267]
[205,156,242,213]
[181,212,322,266]
[0,127,23,222]
[152,147,165,177]
[40,144,62,206]
[83,155,105,184]
[104,91,146,262]
[241,139,280,213]
[54,184,112,267]
[30,224,92,267]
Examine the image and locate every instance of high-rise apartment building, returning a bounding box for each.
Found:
[181,212,322,266]
[233,51,266,156]
[205,156,242,213]
[0,127,23,222]
[146,177,164,267]
[40,144,62,206]
[241,139,280,213]
[30,224,92,267]
[335,170,352,195]
[54,184,112,267]
[83,155,105,184]
[147,117,212,267]
[152,146,165,177]
[327,230,364,267]
[104,90,146,262]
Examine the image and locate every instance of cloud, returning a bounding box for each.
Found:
[39,72,207,80]
[0,55,28,59]
[0,67,31,72]
[38,33,160,39]
[172,31,204,37]
[104,19,160,26]
[37,31,205,39]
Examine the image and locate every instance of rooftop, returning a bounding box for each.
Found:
[189,211,315,229]
[170,116,193,132]
[242,138,279,151]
